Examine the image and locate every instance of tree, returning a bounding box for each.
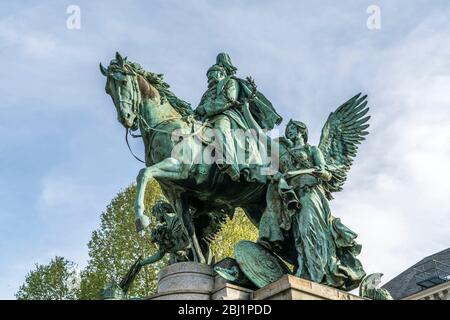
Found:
[15,256,79,300]
[18,179,259,299]
[77,181,163,299]
[77,180,258,299]
[211,209,258,261]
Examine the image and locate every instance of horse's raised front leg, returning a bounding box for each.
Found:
[134,157,207,264]
[134,157,187,231]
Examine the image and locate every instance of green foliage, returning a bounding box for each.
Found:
[211,209,258,261]
[17,180,259,300]
[15,256,79,300]
[77,181,163,299]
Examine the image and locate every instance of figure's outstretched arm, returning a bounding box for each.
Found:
[312,146,332,181]
[140,250,166,267]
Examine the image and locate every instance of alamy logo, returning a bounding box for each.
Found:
[367,5,381,30]
[170,127,280,176]
[66,5,81,30]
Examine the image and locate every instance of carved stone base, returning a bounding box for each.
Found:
[148,262,213,300]
[252,275,365,300]
[146,262,253,300]
[146,262,364,300]
[212,274,253,300]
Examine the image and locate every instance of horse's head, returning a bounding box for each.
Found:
[101,52,193,131]
[100,52,142,130]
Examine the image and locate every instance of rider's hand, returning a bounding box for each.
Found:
[233,100,244,112]
[313,168,332,181]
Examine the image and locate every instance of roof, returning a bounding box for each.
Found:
[382,248,450,299]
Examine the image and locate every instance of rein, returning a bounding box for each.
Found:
[125,115,184,164]
[123,75,207,164]
[126,128,145,164]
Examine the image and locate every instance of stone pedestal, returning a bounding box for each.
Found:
[148,262,214,300]
[147,262,364,300]
[212,273,253,300]
[146,262,253,300]
[252,275,364,300]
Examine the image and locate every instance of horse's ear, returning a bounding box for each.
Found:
[99,63,108,77]
[116,52,124,67]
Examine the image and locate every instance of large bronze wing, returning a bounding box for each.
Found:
[318,93,370,197]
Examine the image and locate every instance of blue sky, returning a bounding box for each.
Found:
[1,0,449,299]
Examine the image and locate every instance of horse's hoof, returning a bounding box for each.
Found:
[135,215,150,232]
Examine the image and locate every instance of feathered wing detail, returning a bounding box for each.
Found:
[318,93,370,198]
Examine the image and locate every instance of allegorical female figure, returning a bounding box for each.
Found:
[259,94,370,291]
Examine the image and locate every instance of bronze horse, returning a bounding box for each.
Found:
[100,53,274,263]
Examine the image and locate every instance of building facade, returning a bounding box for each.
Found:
[382,248,450,300]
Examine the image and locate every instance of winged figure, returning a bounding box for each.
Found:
[258,93,370,291]
[318,93,370,197]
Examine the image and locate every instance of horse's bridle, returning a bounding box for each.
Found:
[123,73,204,164]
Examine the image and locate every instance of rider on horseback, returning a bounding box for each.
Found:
[195,55,241,181]
[195,53,283,182]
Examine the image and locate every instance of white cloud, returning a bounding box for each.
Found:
[330,12,450,283]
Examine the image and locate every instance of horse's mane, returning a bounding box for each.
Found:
[110,59,193,117]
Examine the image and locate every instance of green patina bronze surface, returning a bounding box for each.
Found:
[100,52,372,293]
[257,94,370,291]
[359,273,394,300]
[235,240,290,288]
[140,199,191,266]
[100,52,276,266]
